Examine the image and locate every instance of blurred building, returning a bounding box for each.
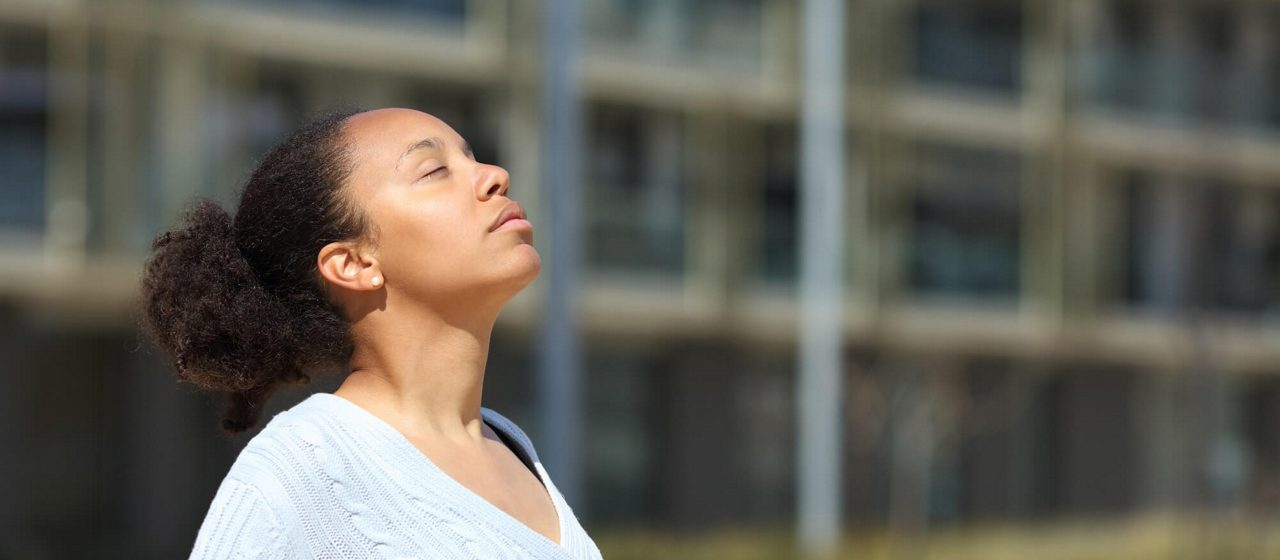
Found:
[2,0,1280,557]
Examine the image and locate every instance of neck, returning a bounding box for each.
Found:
[336,298,500,443]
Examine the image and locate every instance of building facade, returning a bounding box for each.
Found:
[2,0,1280,556]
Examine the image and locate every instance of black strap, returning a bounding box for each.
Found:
[485,419,543,484]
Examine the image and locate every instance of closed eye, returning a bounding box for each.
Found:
[421,166,449,181]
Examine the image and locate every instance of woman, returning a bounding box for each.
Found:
[140,108,602,559]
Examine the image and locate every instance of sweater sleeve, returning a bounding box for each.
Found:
[189,477,292,560]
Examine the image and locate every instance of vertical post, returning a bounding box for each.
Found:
[538,0,584,509]
[45,10,90,266]
[101,29,144,252]
[797,0,846,555]
[156,39,207,222]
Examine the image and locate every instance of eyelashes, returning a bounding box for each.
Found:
[421,166,448,181]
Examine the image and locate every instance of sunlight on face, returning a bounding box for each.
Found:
[341,108,540,310]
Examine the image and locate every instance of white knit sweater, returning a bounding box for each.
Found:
[190,393,603,559]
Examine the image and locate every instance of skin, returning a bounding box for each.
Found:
[314,108,557,544]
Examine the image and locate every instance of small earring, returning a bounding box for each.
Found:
[371,276,382,287]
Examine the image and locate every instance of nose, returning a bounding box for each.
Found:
[474,162,510,200]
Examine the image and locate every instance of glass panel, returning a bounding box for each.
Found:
[911,0,1023,94]
[586,0,765,72]
[1206,188,1280,315]
[757,121,797,284]
[242,64,309,157]
[907,142,1022,299]
[1119,173,1280,317]
[204,0,467,22]
[585,103,686,275]
[1080,2,1279,128]
[0,26,48,234]
[584,346,658,524]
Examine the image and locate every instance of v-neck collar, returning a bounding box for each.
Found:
[304,393,570,554]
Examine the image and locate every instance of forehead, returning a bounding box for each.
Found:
[343,108,464,165]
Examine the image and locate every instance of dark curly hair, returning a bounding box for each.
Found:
[139,108,373,434]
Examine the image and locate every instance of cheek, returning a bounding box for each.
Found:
[376,200,479,278]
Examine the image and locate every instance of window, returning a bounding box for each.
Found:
[586,0,764,71]
[1080,2,1279,128]
[206,0,466,22]
[757,122,798,284]
[1119,173,1280,317]
[0,26,48,234]
[906,142,1022,300]
[911,0,1023,94]
[585,103,686,276]
[584,346,659,524]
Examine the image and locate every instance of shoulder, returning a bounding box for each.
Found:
[239,394,339,451]
[209,394,394,537]
[191,476,292,559]
[480,407,541,462]
[246,392,368,448]
[220,393,359,491]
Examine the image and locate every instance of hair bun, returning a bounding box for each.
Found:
[139,109,361,434]
[141,198,291,395]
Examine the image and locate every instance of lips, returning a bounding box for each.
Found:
[490,201,529,232]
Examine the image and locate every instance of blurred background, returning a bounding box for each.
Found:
[3,0,1280,558]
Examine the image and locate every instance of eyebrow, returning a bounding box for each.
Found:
[396,136,475,169]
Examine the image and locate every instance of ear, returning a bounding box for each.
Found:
[317,240,383,292]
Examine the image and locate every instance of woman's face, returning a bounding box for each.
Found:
[340,108,540,310]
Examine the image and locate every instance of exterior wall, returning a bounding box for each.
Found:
[2,0,1280,556]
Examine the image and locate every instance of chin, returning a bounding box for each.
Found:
[515,242,541,266]
[497,245,542,289]
[515,248,542,283]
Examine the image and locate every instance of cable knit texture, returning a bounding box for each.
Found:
[190,393,604,559]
